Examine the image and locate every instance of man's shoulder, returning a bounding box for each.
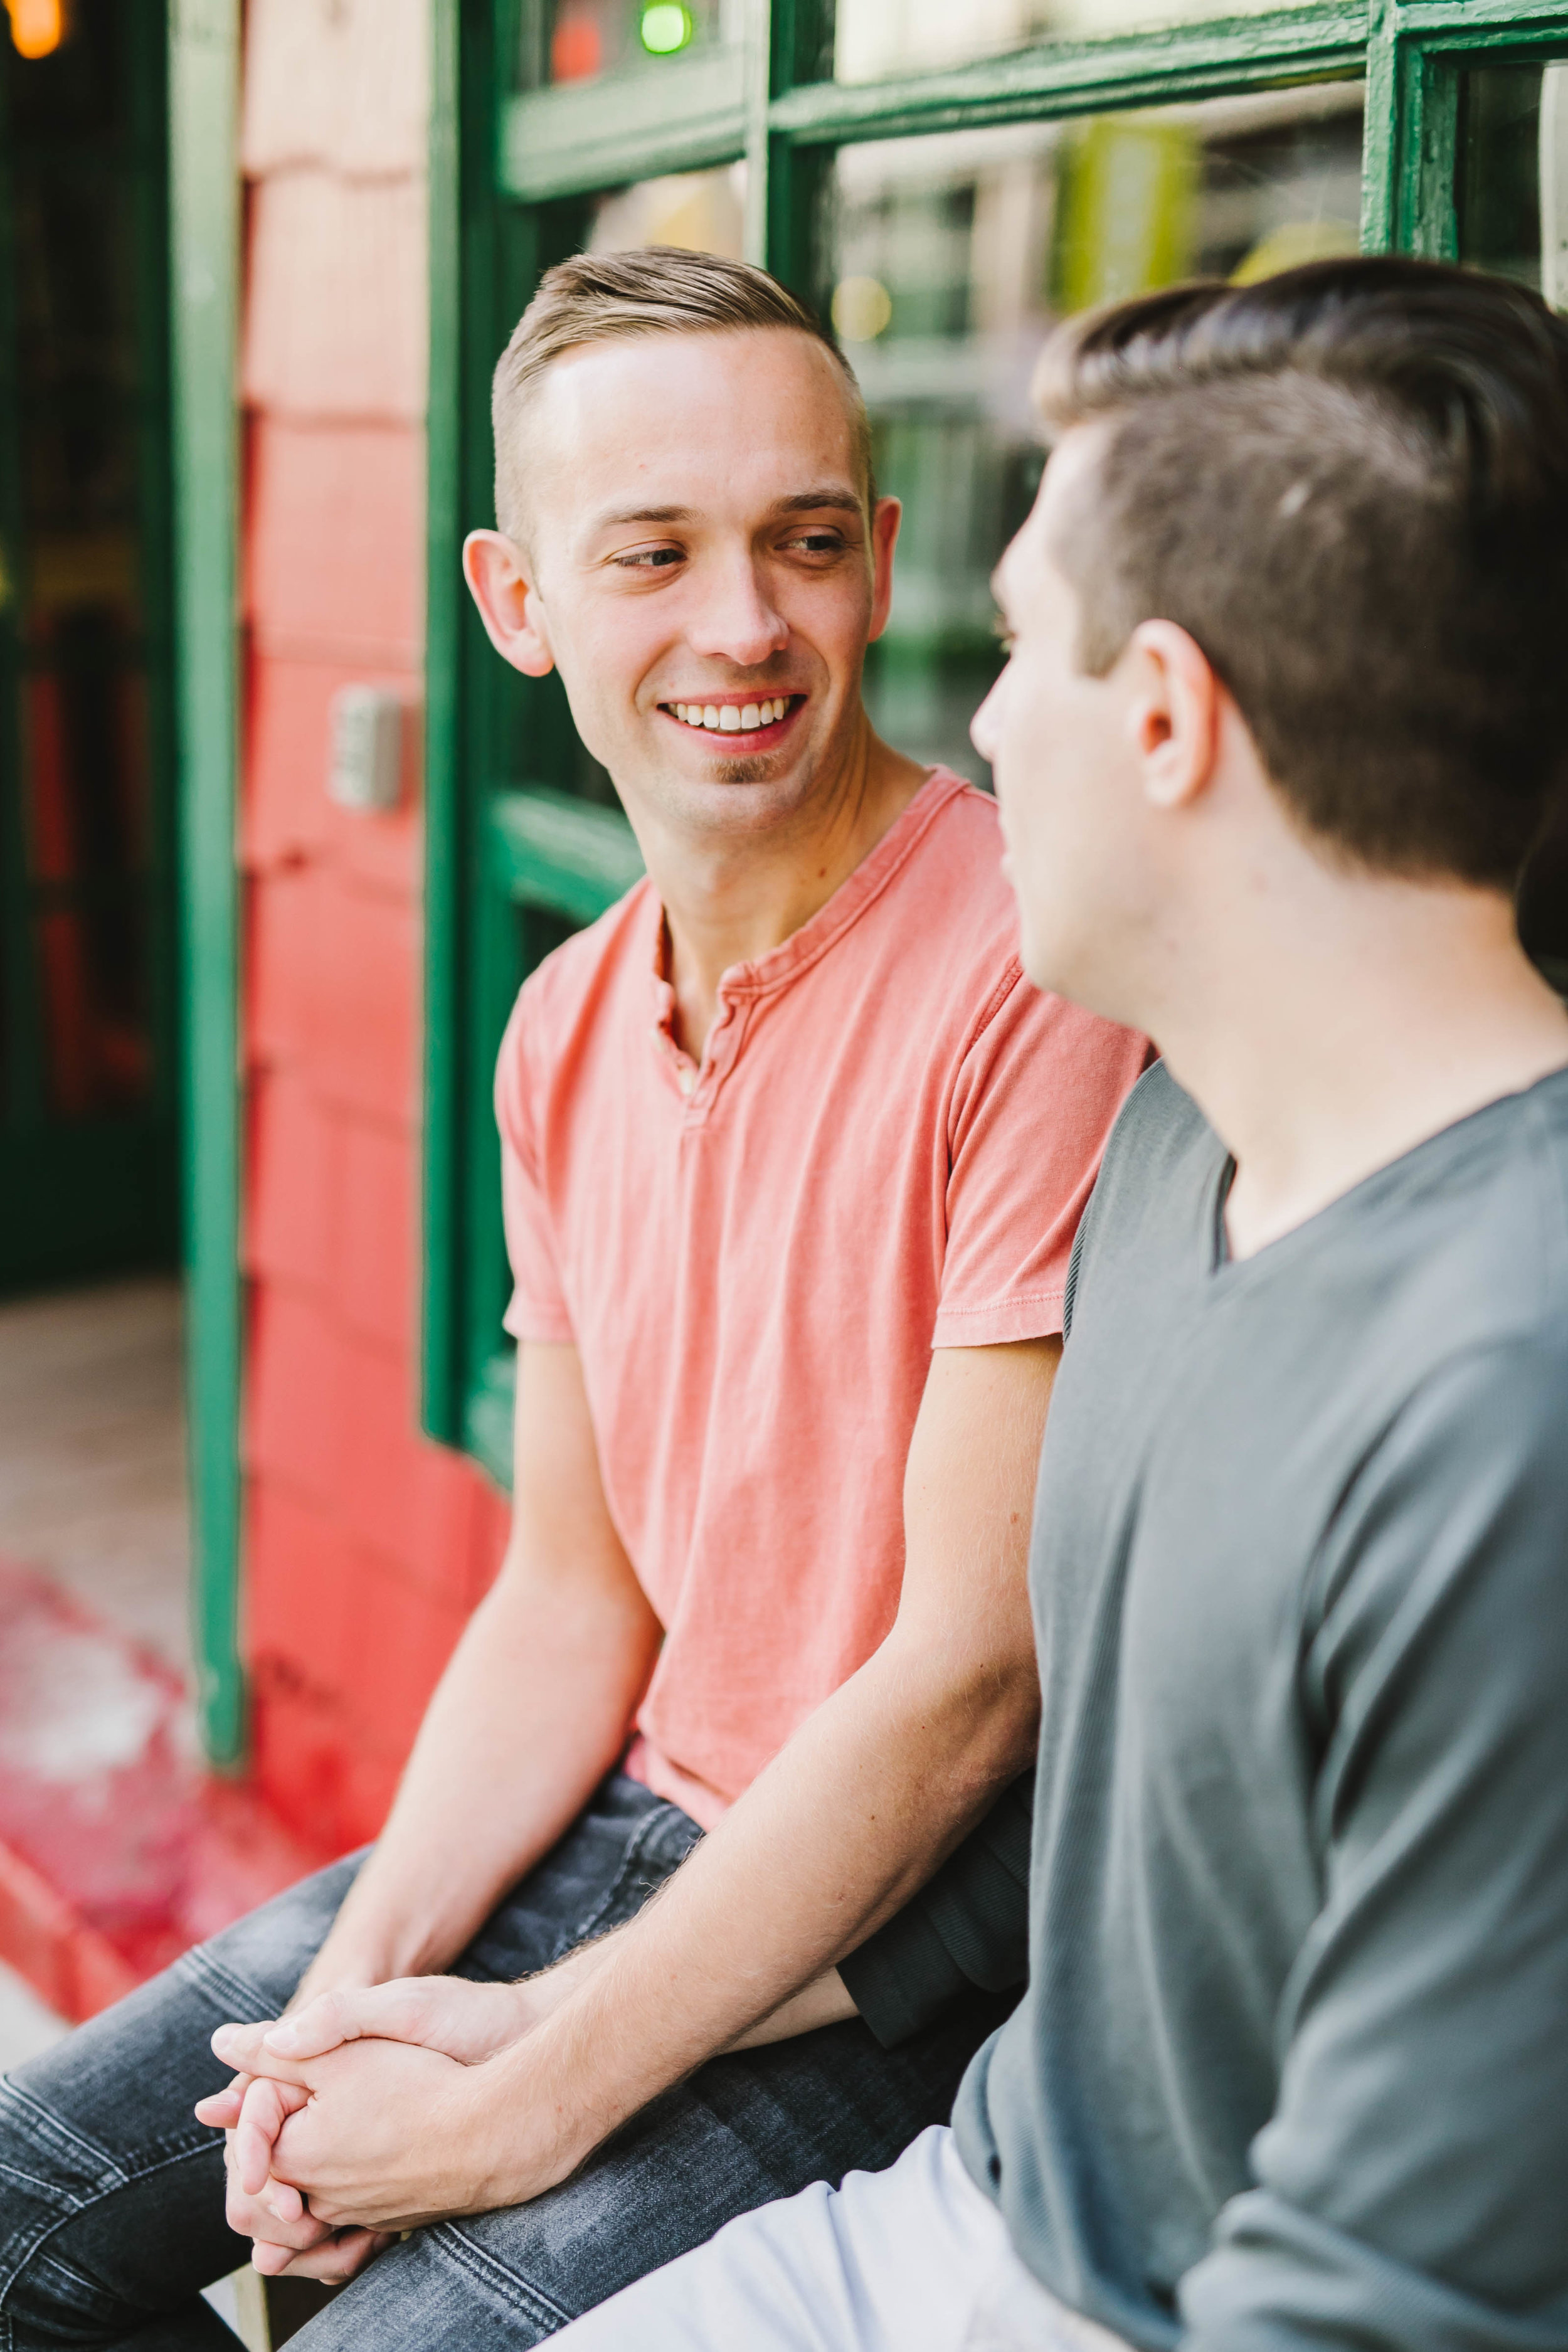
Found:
[510,877,659,1041]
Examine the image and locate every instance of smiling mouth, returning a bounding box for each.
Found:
[660,694,803,746]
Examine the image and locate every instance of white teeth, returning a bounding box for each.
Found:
[670,696,791,729]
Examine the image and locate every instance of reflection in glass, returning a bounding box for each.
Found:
[834,0,1322,88]
[1458,62,1568,989]
[1458,63,1568,310]
[522,0,739,90]
[6,0,158,1125]
[586,161,747,260]
[827,86,1364,782]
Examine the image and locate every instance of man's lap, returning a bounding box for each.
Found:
[547,2126,1133,2352]
[0,1776,1005,2349]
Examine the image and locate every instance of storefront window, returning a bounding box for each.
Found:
[833,0,1324,89]
[522,0,741,90]
[1458,61,1568,310]
[587,161,746,257]
[828,83,1364,781]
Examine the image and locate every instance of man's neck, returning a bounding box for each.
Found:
[1155,871,1568,1261]
[647,721,929,1064]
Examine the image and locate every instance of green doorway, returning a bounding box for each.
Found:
[0,0,177,1293]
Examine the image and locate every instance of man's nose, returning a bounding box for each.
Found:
[684,553,790,670]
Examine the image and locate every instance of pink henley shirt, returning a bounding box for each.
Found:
[496,766,1149,1826]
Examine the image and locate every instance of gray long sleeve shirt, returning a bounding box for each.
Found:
[848,1059,1568,2351]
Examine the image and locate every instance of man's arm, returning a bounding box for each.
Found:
[1181,1341,1568,2349]
[292,1339,660,2003]
[227,1336,1054,2233]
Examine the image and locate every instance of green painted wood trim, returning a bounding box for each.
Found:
[487,787,645,922]
[500,48,747,199]
[1391,0,1568,40]
[768,6,1369,144]
[168,0,244,1767]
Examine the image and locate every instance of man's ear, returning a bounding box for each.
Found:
[1124,619,1221,813]
[866,495,903,646]
[463,530,555,677]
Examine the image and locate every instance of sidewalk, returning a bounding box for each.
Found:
[0,1280,325,2022]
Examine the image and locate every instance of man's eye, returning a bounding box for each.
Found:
[616,547,684,570]
[785,531,845,556]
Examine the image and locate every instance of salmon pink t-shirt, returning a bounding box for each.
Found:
[495,767,1148,1826]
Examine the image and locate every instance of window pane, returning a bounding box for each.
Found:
[586,162,747,258]
[522,0,742,91]
[1458,63,1568,310]
[825,85,1364,782]
[834,0,1327,88]
[1457,62,1568,990]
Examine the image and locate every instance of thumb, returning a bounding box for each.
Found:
[235,2075,310,2198]
[261,1986,369,2060]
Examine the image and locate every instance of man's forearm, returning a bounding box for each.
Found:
[300,1564,656,1995]
[475,1633,1036,2193]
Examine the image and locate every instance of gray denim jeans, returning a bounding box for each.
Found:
[0,1775,1010,2350]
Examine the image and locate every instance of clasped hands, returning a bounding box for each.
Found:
[194,1974,571,2284]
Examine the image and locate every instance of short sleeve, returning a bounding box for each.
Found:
[934,975,1151,1348]
[495,987,574,1345]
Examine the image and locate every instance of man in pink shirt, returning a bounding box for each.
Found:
[0,250,1142,2352]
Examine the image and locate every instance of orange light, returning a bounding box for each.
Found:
[6,0,65,60]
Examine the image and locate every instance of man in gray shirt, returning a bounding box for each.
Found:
[531,258,1568,2346]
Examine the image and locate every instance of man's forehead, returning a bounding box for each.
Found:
[534,327,859,477]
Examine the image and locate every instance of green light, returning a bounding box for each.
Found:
[639,2,693,55]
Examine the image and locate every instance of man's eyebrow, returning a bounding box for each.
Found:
[772,485,864,517]
[586,502,695,533]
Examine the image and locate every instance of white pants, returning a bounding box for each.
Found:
[551,2126,1135,2352]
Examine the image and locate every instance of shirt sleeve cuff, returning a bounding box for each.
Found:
[931,1293,1066,1348]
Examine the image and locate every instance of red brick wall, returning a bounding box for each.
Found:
[237,0,509,1854]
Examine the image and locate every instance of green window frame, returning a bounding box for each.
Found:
[423,0,1568,1485]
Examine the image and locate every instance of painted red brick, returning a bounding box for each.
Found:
[332,1328,475,1595]
[245,654,421,884]
[310,869,419,1125]
[246,417,424,667]
[245,1476,361,1702]
[247,1065,332,1290]
[245,863,322,1073]
[351,1560,467,1759]
[245,172,428,424]
[331,1111,417,1353]
[336,1748,405,1850]
[246,1281,349,1505]
[251,1666,355,1855]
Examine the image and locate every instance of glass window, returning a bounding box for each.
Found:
[1459,58,1568,993]
[826,83,1364,781]
[833,0,1325,90]
[586,161,747,257]
[522,0,744,91]
[1458,62,1568,311]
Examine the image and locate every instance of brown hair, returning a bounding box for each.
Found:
[1032,257,1568,889]
[491,245,873,544]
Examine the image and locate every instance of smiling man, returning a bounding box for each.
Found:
[0,250,1145,2351]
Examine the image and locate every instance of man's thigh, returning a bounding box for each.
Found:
[0,1776,694,2350]
[542,2125,1126,2352]
[289,1990,1014,2351]
[0,1853,359,2350]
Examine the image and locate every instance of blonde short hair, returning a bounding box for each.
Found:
[491,245,874,543]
